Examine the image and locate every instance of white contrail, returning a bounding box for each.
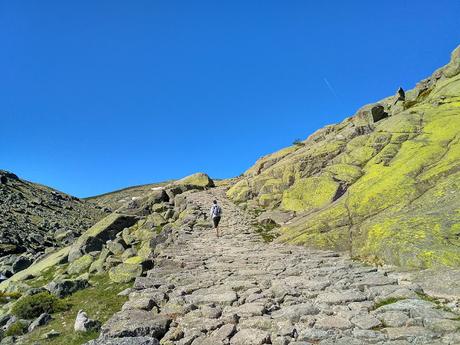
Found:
[323,77,339,99]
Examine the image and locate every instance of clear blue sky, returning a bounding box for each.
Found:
[1,1,459,197]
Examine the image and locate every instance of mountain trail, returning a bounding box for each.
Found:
[90,188,460,345]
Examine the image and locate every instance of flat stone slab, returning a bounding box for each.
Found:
[350,314,382,330]
[233,303,265,317]
[315,316,353,330]
[186,291,238,306]
[405,269,460,300]
[229,328,270,345]
[271,303,319,322]
[101,310,170,339]
[85,337,159,345]
[316,290,367,304]
[384,326,435,340]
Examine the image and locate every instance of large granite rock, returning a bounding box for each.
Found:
[68,213,138,262]
[100,310,171,339]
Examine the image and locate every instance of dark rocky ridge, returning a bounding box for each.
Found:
[0,170,109,276]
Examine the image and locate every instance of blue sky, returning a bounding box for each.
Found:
[1,1,459,197]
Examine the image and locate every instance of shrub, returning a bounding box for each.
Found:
[293,139,305,146]
[5,320,28,336]
[11,292,69,319]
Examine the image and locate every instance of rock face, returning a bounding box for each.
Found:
[226,44,460,269]
[68,213,139,262]
[0,171,108,268]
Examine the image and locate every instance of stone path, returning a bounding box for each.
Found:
[89,188,460,345]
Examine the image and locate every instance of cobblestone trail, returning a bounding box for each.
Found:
[89,188,460,345]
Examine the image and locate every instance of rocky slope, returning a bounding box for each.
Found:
[1,179,459,345]
[0,173,216,344]
[86,182,172,212]
[0,171,109,278]
[227,45,460,269]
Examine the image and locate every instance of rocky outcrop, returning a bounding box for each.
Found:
[28,312,51,332]
[46,277,89,298]
[226,44,460,269]
[68,213,139,262]
[175,172,215,189]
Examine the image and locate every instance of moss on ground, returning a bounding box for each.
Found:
[255,222,280,243]
[372,297,406,310]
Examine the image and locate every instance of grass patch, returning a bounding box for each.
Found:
[415,291,457,314]
[416,291,440,304]
[372,297,405,310]
[19,273,130,345]
[293,139,306,146]
[26,265,67,288]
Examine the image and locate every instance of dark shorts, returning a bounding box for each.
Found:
[212,216,221,228]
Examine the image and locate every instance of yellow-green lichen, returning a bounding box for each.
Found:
[176,172,214,187]
[281,176,339,212]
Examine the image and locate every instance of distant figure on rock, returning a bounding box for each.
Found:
[393,87,405,104]
[210,200,222,237]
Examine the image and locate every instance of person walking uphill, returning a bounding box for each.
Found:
[210,200,222,237]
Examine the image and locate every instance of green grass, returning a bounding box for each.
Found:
[26,265,67,288]
[19,273,130,345]
[372,297,405,310]
[415,291,458,314]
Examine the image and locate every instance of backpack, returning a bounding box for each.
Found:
[212,205,221,217]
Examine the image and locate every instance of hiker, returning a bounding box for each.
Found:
[210,200,222,237]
